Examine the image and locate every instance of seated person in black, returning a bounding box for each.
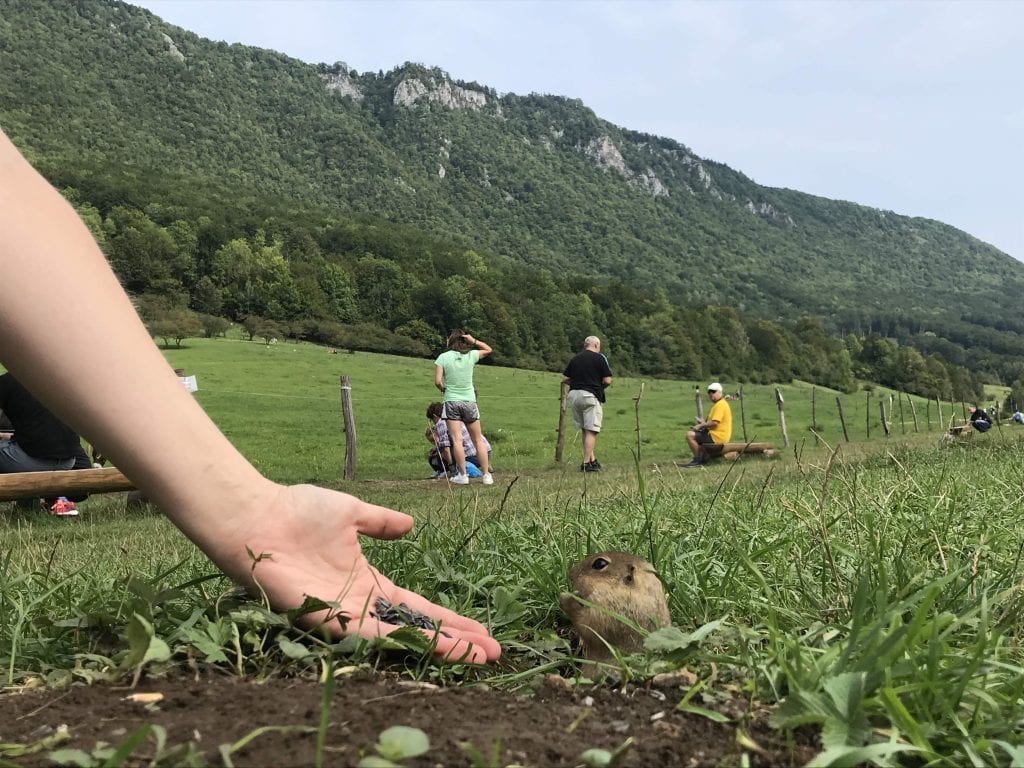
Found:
[0,372,82,472]
[968,405,992,433]
[1,372,91,508]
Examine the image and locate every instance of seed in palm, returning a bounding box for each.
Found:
[373,597,441,632]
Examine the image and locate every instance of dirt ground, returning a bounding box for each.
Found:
[0,673,816,767]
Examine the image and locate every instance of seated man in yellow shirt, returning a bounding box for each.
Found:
[682,382,733,468]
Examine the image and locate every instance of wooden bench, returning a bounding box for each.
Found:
[703,442,776,461]
[0,467,134,502]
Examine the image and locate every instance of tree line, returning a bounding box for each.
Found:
[72,189,996,406]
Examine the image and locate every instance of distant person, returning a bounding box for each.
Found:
[434,330,493,485]
[682,382,733,468]
[1013,410,1023,425]
[0,372,86,514]
[562,336,613,472]
[425,402,491,478]
[968,405,992,433]
[0,128,500,663]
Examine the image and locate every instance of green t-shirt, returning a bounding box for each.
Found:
[435,349,480,402]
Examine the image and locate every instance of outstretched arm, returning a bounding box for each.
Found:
[0,131,499,663]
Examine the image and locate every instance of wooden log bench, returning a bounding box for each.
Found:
[0,467,134,502]
[703,442,776,461]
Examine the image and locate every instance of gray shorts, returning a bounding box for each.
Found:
[568,389,603,432]
[442,401,480,423]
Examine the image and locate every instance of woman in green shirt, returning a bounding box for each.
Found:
[434,329,493,485]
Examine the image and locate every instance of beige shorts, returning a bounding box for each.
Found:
[568,389,603,432]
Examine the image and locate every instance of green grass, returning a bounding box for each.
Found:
[153,335,995,484]
[5,336,1024,764]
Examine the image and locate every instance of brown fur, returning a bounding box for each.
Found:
[558,551,670,664]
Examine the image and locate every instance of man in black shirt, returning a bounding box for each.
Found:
[968,405,992,433]
[0,371,81,473]
[562,336,613,472]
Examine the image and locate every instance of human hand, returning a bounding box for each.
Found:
[222,483,501,664]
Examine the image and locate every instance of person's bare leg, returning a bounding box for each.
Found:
[582,430,597,464]
[686,430,701,458]
[447,419,467,475]
[465,420,489,474]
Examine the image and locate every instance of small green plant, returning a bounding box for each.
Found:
[357,726,431,768]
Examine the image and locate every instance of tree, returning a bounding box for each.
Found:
[200,314,232,338]
[255,319,284,345]
[148,309,202,348]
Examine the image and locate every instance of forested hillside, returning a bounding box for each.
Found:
[1,0,1022,404]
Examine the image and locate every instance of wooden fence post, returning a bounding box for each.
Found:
[555,381,568,463]
[340,375,356,480]
[866,391,871,439]
[879,400,890,437]
[633,382,645,461]
[907,393,919,433]
[694,385,705,422]
[811,386,817,429]
[836,396,850,442]
[926,398,931,429]
[897,392,905,434]
[936,396,943,429]
[739,385,748,442]
[775,388,789,448]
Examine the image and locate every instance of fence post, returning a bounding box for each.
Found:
[866,391,871,439]
[633,382,645,461]
[936,396,943,429]
[340,375,356,480]
[907,393,919,433]
[775,388,789,448]
[739,385,748,443]
[836,396,850,442]
[694,385,705,422]
[897,392,906,434]
[879,400,890,437]
[555,381,568,463]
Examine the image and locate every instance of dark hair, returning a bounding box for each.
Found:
[426,402,444,420]
[447,329,472,353]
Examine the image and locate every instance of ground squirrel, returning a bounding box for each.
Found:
[558,551,671,665]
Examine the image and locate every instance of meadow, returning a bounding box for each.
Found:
[3,336,1024,765]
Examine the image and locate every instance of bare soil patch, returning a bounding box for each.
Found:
[1,673,815,766]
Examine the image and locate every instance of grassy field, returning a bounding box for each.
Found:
[3,336,1024,764]
[149,335,1003,485]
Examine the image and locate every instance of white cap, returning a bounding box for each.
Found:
[707,382,723,392]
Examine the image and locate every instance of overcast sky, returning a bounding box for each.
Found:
[132,0,1023,262]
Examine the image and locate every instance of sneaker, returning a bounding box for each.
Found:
[450,473,469,485]
[589,460,602,471]
[430,470,446,480]
[49,497,79,517]
[581,461,600,473]
[481,472,494,485]
[680,457,705,469]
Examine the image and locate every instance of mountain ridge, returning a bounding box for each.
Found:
[1,0,1022,390]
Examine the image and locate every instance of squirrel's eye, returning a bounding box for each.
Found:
[592,557,609,571]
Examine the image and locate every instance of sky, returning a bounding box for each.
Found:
[132,0,1023,262]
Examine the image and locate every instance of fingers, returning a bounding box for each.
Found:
[388,585,494,636]
[354,614,501,664]
[353,500,415,540]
